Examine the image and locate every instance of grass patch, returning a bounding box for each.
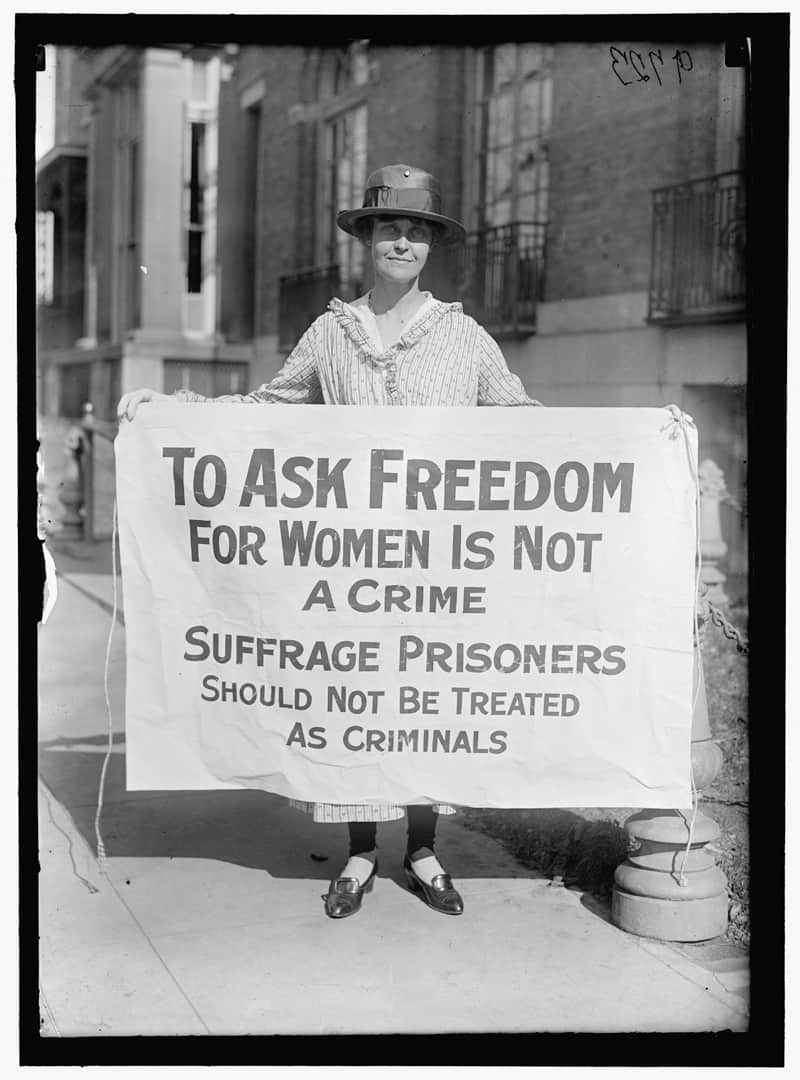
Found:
[698,597,749,949]
[463,601,749,949]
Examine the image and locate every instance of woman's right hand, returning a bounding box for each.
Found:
[117,388,170,422]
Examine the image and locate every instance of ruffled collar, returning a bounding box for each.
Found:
[328,294,463,356]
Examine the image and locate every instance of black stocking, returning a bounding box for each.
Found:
[406,805,439,861]
[347,821,377,858]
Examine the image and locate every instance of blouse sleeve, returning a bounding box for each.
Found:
[476,327,543,406]
[173,320,324,404]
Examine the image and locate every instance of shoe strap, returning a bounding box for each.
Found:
[430,874,455,891]
[332,877,362,892]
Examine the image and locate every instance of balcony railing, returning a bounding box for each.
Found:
[278,221,546,350]
[455,221,547,337]
[648,171,746,323]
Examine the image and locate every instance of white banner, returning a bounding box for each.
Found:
[116,405,697,808]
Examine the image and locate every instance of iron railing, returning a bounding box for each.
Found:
[648,170,746,322]
[456,221,547,336]
[277,221,547,349]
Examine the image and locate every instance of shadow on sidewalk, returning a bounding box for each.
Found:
[48,536,120,576]
[38,733,548,885]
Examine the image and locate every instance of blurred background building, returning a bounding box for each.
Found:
[36,38,747,578]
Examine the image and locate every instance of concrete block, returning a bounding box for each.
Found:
[663,322,747,385]
[627,844,716,873]
[503,326,663,387]
[613,808,729,941]
[612,889,729,943]
[625,809,720,846]
[614,863,728,901]
[537,292,649,335]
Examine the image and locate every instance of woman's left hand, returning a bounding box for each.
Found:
[660,403,695,438]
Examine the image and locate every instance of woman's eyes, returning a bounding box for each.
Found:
[380,226,430,242]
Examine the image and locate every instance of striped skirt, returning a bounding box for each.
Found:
[289,799,457,823]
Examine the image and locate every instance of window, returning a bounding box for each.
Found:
[117,78,141,333]
[186,58,210,295]
[457,44,551,334]
[473,44,553,228]
[321,104,367,293]
[241,101,261,338]
[315,43,370,293]
[182,56,219,336]
[186,121,206,294]
[332,40,370,92]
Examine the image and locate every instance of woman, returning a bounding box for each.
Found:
[118,163,542,919]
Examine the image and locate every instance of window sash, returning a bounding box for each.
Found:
[116,78,141,334]
[185,121,207,294]
[474,44,552,230]
[322,104,367,289]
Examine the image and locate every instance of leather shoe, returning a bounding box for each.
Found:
[403,855,464,915]
[324,859,378,919]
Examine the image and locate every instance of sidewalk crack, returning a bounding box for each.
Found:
[634,938,749,1016]
[101,877,213,1035]
[39,986,61,1036]
[40,782,99,894]
[39,785,211,1034]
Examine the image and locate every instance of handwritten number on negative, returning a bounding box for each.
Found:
[648,49,664,85]
[629,50,649,82]
[673,49,693,83]
[611,46,692,86]
[610,46,633,85]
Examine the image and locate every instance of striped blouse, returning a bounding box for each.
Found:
[175,295,541,409]
[175,294,541,822]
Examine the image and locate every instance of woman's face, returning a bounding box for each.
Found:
[369,216,433,285]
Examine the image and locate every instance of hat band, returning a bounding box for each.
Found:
[363,186,441,214]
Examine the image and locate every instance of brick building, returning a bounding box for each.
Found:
[36,37,747,569]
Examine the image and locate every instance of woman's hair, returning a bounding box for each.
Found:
[354,215,443,246]
[353,218,376,245]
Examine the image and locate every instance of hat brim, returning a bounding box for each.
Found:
[336,206,466,245]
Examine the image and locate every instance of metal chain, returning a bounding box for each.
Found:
[704,599,750,655]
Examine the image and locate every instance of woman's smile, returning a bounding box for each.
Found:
[371,216,433,283]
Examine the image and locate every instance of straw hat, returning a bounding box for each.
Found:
[336,163,466,244]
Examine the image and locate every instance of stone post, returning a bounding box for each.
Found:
[57,425,87,539]
[698,458,729,606]
[611,642,729,942]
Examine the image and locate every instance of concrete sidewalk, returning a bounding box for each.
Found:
[37,562,749,1037]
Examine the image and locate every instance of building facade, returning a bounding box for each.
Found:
[36,38,747,570]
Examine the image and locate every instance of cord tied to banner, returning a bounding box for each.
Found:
[94,499,120,867]
[659,404,702,887]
